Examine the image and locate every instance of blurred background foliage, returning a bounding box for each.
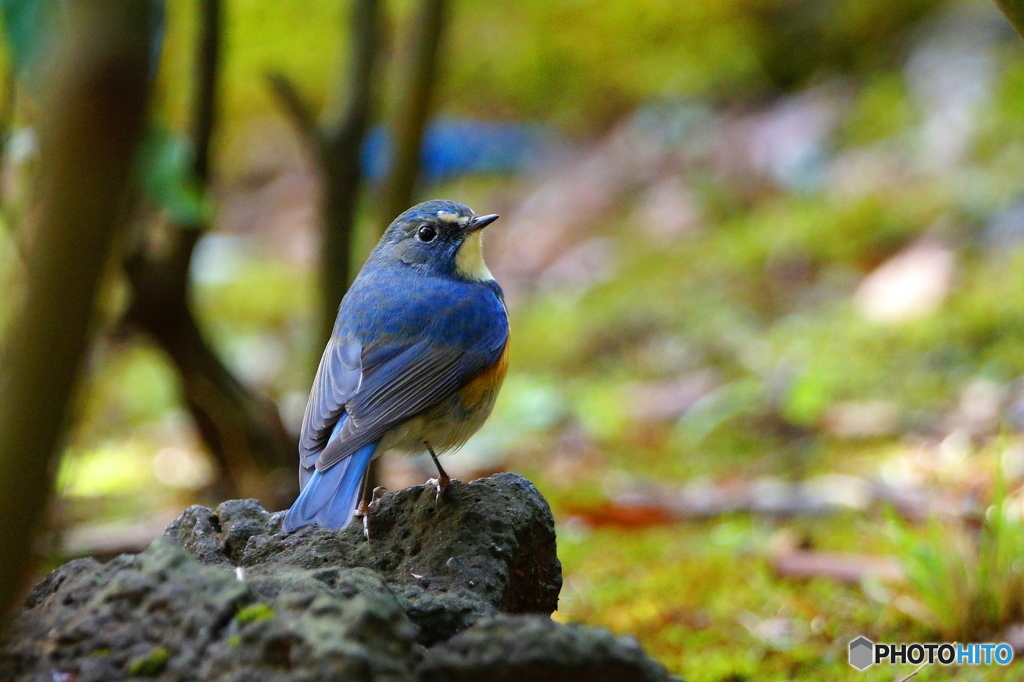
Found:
[6,0,1024,678]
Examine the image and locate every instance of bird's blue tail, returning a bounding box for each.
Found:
[282,440,377,532]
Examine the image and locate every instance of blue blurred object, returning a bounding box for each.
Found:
[361,117,548,183]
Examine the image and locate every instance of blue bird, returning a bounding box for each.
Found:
[283,200,509,534]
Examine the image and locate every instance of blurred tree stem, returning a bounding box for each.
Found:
[269,0,383,493]
[191,0,219,186]
[996,0,1024,40]
[271,0,446,493]
[0,70,21,261]
[123,0,294,506]
[268,0,383,348]
[378,0,448,229]
[0,0,152,615]
[363,0,448,493]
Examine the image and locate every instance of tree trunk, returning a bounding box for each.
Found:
[0,0,153,616]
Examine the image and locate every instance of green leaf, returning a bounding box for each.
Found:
[139,126,207,227]
[0,0,57,77]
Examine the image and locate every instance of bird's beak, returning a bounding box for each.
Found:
[466,214,499,232]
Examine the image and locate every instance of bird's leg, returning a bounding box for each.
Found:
[354,481,388,541]
[369,485,387,510]
[354,470,373,541]
[425,441,459,505]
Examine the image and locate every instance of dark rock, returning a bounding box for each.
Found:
[1,540,249,681]
[215,498,273,564]
[163,504,229,567]
[415,615,680,682]
[200,565,418,681]
[163,499,274,567]
[1,473,674,681]
[173,473,562,644]
[1,538,419,681]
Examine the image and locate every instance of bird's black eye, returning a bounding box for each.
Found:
[417,225,437,242]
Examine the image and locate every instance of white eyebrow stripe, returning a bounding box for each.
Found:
[436,210,470,225]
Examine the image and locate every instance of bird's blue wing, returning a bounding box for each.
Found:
[314,335,505,472]
[284,431,376,532]
[298,335,362,479]
[300,276,508,475]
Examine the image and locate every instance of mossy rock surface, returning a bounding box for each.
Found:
[0,473,677,681]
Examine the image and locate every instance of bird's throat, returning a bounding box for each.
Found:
[455,230,494,281]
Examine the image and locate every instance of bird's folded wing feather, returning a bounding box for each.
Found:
[301,331,507,473]
[298,336,362,470]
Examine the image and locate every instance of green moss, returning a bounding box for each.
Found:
[236,602,276,625]
[127,647,170,676]
[89,648,112,658]
[838,72,916,146]
[227,635,243,647]
[554,514,1024,681]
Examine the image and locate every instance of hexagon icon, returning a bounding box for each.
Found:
[849,636,874,670]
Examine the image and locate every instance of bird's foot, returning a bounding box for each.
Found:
[426,474,460,506]
[354,487,388,541]
[369,486,387,510]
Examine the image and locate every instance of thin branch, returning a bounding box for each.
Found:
[316,0,382,345]
[378,0,448,228]
[122,0,294,506]
[996,0,1024,40]
[264,0,384,492]
[265,71,320,151]
[895,660,930,682]
[191,0,221,186]
[264,0,382,348]
[322,0,380,156]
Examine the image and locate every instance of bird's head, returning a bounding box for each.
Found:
[375,200,500,281]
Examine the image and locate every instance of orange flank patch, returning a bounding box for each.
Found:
[460,338,510,408]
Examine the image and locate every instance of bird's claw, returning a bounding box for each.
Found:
[426,475,460,506]
[354,503,371,541]
[369,486,387,510]
[355,486,388,541]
